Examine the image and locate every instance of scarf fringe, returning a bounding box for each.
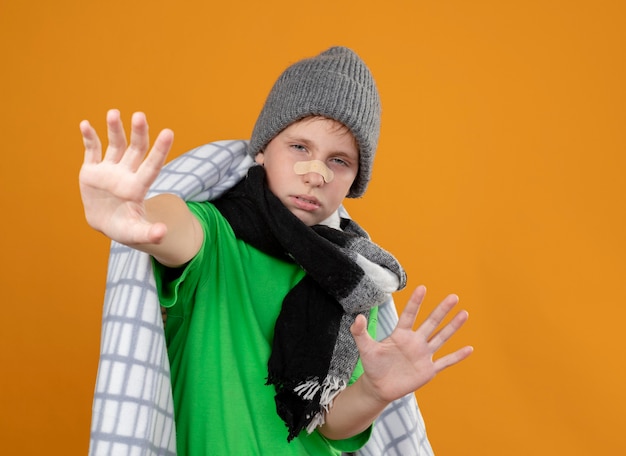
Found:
[302,375,348,434]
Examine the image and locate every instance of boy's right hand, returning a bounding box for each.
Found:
[79,109,174,245]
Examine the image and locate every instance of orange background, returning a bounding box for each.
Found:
[1,1,624,454]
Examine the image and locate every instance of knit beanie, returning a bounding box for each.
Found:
[248,46,381,198]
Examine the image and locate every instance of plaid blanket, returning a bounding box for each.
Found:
[88,139,434,456]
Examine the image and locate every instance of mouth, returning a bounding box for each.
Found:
[291,195,321,211]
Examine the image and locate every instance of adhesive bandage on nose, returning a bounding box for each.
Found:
[293,160,334,183]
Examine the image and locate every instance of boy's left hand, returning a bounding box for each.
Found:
[350,285,473,403]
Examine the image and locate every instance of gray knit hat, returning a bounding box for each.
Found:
[248,46,381,198]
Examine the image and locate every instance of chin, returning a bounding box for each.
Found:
[291,211,318,227]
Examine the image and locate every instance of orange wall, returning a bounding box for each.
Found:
[1,1,625,454]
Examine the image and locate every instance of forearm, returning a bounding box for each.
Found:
[133,194,203,267]
[318,376,389,441]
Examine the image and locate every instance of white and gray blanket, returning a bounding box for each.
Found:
[87,139,434,456]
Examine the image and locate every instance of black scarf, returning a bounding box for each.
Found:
[213,165,406,441]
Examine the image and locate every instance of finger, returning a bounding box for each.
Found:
[428,309,469,351]
[123,220,169,246]
[104,109,127,162]
[433,345,474,373]
[136,128,174,185]
[416,294,459,339]
[145,221,168,244]
[350,314,375,355]
[396,286,426,330]
[80,120,102,165]
[122,111,150,169]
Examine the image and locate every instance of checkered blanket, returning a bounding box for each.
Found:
[88,140,434,456]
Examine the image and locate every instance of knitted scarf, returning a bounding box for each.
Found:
[213,165,406,441]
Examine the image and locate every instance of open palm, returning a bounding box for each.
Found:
[79,110,174,245]
[351,286,473,403]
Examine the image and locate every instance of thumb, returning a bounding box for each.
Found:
[145,222,168,244]
[125,221,167,245]
[351,314,374,353]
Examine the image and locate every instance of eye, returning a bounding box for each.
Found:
[330,157,349,167]
[290,144,307,153]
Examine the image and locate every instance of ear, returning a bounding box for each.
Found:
[254,151,265,165]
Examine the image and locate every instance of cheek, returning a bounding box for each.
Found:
[328,179,353,201]
[262,163,289,194]
[335,172,357,194]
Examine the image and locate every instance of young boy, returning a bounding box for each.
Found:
[80,46,472,455]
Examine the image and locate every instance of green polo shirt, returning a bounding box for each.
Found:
[154,201,376,455]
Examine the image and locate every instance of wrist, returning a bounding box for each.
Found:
[353,374,391,409]
[320,379,389,441]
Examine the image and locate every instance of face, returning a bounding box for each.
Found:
[255,117,359,226]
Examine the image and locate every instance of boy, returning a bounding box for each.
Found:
[80,46,472,455]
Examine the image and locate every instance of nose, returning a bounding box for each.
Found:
[303,170,325,187]
[294,160,334,186]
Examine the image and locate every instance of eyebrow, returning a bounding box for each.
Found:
[283,134,358,160]
[284,133,314,148]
